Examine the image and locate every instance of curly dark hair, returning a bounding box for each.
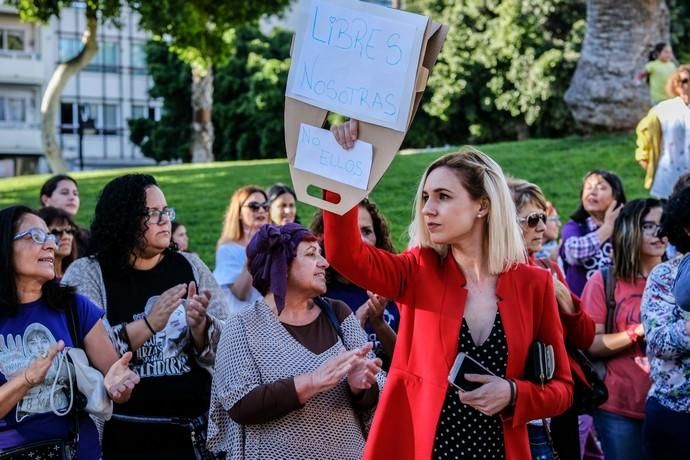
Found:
[660,187,690,254]
[0,206,76,317]
[90,174,175,277]
[570,170,627,223]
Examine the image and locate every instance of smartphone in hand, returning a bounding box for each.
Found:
[448,352,496,392]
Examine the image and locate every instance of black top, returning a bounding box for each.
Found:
[102,251,212,458]
[433,311,508,460]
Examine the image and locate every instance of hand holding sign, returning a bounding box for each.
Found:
[294,123,372,190]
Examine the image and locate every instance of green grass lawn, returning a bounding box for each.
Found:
[0,133,645,266]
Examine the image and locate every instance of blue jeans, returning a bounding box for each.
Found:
[593,409,645,460]
[528,422,553,460]
[644,397,690,460]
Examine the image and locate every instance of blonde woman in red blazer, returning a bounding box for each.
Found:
[325,124,573,460]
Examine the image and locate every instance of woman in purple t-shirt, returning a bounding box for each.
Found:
[560,170,627,296]
[0,206,138,459]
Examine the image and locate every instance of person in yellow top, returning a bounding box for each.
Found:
[635,64,690,199]
[635,43,677,105]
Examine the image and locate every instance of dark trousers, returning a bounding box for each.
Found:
[551,413,581,460]
[643,397,690,460]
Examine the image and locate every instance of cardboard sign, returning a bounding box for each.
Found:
[284,1,448,215]
[294,123,373,190]
[286,0,427,132]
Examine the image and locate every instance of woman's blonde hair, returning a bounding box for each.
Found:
[506,177,548,214]
[665,64,690,98]
[217,185,266,247]
[408,146,526,274]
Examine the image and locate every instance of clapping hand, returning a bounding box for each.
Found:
[147,283,187,332]
[22,341,64,388]
[347,342,382,393]
[185,281,210,331]
[104,351,140,403]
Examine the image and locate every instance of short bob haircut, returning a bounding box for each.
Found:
[570,170,627,223]
[666,64,690,98]
[612,198,664,282]
[507,178,548,214]
[0,205,76,317]
[217,185,267,247]
[39,174,78,205]
[408,146,526,275]
[660,187,690,254]
[37,206,79,272]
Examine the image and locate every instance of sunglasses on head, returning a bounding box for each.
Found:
[244,201,270,212]
[519,212,547,228]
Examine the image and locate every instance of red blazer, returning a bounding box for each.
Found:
[324,206,574,460]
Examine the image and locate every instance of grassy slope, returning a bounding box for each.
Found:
[0,133,644,266]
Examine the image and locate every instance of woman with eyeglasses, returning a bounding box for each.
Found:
[62,174,229,460]
[560,170,627,297]
[636,64,690,200]
[0,206,138,458]
[214,185,269,315]
[36,207,78,279]
[580,198,666,460]
[39,174,91,255]
[508,179,596,460]
[641,188,690,460]
[266,183,299,225]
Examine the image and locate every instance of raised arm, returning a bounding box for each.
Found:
[323,197,416,303]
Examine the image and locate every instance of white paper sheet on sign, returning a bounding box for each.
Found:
[294,123,373,190]
[286,0,428,132]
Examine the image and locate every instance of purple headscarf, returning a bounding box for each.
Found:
[247,223,316,313]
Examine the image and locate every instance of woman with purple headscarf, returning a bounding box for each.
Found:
[207,223,385,459]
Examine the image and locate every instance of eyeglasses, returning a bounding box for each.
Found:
[143,207,176,225]
[13,228,58,246]
[641,222,662,236]
[681,77,690,85]
[518,212,547,228]
[243,201,270,212]
[547,215,560,223]
[50,227,76,238]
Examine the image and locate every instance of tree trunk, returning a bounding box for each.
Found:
[392,0,401,9]
[190,64,214,163]
[564,0,670,130]
[40,8,99,173]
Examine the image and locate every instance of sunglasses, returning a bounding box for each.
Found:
[243,201,270,212]
[50,227,76,238]
[13,228,58,246]
[519,212,547,228]
[681,77,690,85]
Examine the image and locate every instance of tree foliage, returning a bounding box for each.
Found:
[130,25,291,162]
[404,0,586,146]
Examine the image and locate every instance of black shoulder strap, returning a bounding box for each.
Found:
[601,266,616,334]
[65,295,83,349]
[313,296,345,343]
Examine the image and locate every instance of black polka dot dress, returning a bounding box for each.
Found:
[432,311,508,460]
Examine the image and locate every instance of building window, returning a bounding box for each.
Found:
[131,104,145,119]
[0,29,25,52]
[102,104,118,133]
[0,91,35,126]
[132,43,147,71]
[7,98,26,122]
[60,102,120,135]
[0,97,5,121]
[59,38,82,62]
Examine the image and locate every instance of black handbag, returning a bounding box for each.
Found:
[525,341,555,388]
[568,348,609,414]
[0,438,75,460]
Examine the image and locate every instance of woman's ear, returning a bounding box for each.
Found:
[40,194,49,207]
[477,197,490,218]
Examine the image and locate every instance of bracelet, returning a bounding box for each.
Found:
[143,316,157,335]
[626,324,640,343]
[508,379,516,406]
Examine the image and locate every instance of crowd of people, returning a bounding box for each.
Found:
[0,43,689,460]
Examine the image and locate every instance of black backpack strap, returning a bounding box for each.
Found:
[65,295,83,348]
[313,296,345,343]
[601,266,616,334]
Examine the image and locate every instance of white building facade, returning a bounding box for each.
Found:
[0,1,161,176]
